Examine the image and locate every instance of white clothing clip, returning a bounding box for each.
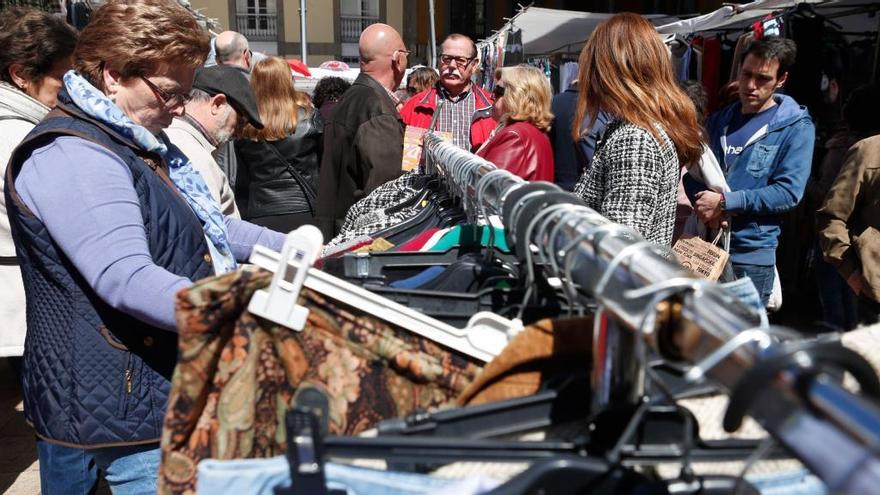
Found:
[248,225,324,331]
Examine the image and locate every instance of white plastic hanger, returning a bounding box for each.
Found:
[248,226,522,363]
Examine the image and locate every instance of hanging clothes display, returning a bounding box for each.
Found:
[150,129,880,495]
[158,266,483,495]
[558,61,579,92]
[503,28,522,67]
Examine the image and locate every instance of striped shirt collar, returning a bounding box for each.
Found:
[438,84,472,103]
[384,85,401,106]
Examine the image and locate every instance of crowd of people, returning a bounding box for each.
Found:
[0,0,878,493]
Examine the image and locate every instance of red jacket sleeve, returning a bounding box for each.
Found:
[477,129,532,180]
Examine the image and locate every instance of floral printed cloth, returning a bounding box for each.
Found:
[158,265,482,495]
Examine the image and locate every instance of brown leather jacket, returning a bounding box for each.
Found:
[817,134,880,301]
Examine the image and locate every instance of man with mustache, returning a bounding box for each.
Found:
[686,37,815,307]
[399,33,496,152]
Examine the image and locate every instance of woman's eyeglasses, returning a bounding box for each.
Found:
[140,76,191,108]
[492,85,505,99]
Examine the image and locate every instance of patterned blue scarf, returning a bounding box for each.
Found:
[63,71,236,274]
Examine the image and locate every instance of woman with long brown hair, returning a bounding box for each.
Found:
[236,56,322,231]
[573,13,702,246]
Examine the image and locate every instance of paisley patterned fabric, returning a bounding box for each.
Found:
[62,71,236,273]
[158,265,482,495]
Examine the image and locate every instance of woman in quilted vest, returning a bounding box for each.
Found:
[572,13,703,246]
[235,56,322,232]
[5,1,286,493]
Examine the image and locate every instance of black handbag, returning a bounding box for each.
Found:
[263,140,317,216]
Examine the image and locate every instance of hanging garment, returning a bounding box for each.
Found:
[196,457,501,495]
[702,37,722,113]
[457,316,593,406]
[329,171,423,249]
[159,266,483,495]
[559,62,579,93]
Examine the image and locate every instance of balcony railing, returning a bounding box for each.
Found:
[340,15,380,43]
[235,12,277,41]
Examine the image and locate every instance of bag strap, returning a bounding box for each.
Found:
[263,140,316,215]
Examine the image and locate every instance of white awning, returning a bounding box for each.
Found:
[478,7,678,56]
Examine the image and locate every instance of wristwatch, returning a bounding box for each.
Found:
[719,193,726,212]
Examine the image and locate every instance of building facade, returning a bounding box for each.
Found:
[189,0,724,65]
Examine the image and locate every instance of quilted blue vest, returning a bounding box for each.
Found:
[4,89,215,447]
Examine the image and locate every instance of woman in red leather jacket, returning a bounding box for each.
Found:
[476,66,554,181]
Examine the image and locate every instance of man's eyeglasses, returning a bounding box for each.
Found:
[139,76,191,108]
[492,85,505,99]
[394,48,412,57]
[439,54,475,67]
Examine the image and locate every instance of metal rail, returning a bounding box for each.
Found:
[424,132,880,494]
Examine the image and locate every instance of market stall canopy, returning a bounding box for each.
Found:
[656,0,878,34]
[319,60,351,71]
[287,59,312,77]
[479,7,678,56]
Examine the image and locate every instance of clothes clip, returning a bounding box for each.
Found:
[248,225,324,331]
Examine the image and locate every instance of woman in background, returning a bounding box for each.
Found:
[475,65,554,182]
[573,13,702,246]
[405,66,439,96]
[311,75,350,124]
[236,56,322,231]
[0,9,94,495]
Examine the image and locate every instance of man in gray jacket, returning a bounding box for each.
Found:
[165,65,264,217]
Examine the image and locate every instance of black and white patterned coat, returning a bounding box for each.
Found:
[574,120,680,246]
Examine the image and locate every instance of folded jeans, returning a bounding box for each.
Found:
[196,456,500,495]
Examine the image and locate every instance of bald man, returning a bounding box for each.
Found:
[314,23,409,239]
[215,31,252,73]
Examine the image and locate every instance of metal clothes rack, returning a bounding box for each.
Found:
[420,132,880,494]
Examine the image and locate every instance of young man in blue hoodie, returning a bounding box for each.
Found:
[686,37,816,306]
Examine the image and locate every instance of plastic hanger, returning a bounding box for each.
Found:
[248,226,522,363]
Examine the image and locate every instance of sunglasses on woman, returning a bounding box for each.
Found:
[492,85,505,99]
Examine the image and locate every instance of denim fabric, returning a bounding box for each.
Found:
[733,263,776,308]
[814,245,858,331]
[389,266,445,289]
[87,443,161,495]
[197,456,500,495]
[746,469,827,495]
[37,440,99,495]
[720,275,770,328]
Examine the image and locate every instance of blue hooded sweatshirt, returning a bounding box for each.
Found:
[685,94,815,266]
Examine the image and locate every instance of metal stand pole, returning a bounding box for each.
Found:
[300,0,308,65]
[428,0,437,69]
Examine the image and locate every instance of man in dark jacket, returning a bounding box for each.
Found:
[549,81,610,191]
[315,23,408,238]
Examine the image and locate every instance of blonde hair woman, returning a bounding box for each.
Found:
[476,65,554,181]
[572,13,702,246]
[236,56,322,231]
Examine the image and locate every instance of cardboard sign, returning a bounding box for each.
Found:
[402,126,452,172]
[673,235,729,281]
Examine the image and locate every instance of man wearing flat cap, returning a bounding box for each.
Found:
[165,65,264,216]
